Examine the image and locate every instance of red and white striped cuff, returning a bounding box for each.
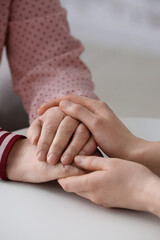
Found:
[0,129,25,180]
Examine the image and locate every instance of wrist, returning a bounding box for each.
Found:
[144,175,160,217]
[127,138,160,175]
[126,136,152,164]
[6,138,26,180]
[125,135,149,161]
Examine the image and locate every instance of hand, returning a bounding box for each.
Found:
[6,138,84,183]
[38,96,144,160]
[58,156,160,217]
[27,106,97,165]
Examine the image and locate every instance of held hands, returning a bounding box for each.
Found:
[8,96,160,216]
[27,106,97,165]
[36,95,160,216]
[38,95,146,161]
[39,95,160,175]
[58,156,160,216]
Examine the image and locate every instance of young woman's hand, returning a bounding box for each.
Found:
[6,138,84,183]
[27,106,97,165]
[58,156,160,217]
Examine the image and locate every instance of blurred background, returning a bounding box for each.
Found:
[0,0,160,131]
[61,0,160,118]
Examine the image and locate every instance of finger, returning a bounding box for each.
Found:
[59,100,99,134]
[37,98,60,115]
[58,174,89,193]
[59,95,99,113]
[38,95,101,116]
[61,123,90,165]
[36,118,63,162]
[61,96,112,117]
[27,118,41,144]
[58,171,100,193]
[47,163,85,181]
[79,136,97,156]
[47,116,79,165]
[74,156,107,171]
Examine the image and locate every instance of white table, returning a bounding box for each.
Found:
[0,117,160,240]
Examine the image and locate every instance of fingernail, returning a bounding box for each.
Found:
[60,100,72,109]
[61,155,71,165]
[74,156,82,164]
[47,154,56,164]
[37,151,46,162]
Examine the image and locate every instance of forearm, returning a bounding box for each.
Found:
[6,0,98,124]
[0,128,25,180]
[144,175,160,217]
[127,137,160,175]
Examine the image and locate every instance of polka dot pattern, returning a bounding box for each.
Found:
[0,0,11,58]
[0,0,98,123]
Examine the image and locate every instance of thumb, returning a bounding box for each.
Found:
[59,100,98,134]
[74,156,107,171]
[51,163,85,180]
[37,98,60,116]
[27,118,41,144]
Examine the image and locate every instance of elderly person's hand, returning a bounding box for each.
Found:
[27,106,97,165]
[6,138,84,183]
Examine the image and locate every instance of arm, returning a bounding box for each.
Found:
[6,0,98,124]
[148,178,160,217]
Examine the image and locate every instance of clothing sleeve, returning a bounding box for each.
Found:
[6,0,98,123]
[0,128,25,180]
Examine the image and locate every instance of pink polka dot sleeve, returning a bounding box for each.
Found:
[5,0,98,123]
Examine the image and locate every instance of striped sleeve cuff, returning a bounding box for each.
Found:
[0,129,25,180]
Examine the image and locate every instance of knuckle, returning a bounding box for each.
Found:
[77,124,90,141]
[74,104,84,115]
[42,107,66,122]
[64,146,76,157]
[59,127,72,136]
[59,117,78,136]
[92,116,102,129]
[43,122,56,131]
[38,141,49,150]
[52,143,63,153]
[65,116,79,126]
[86,157,94,169]
[59,124,74,136]
[62,164,71,175]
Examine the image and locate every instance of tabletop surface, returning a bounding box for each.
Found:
[0,117,160,240]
